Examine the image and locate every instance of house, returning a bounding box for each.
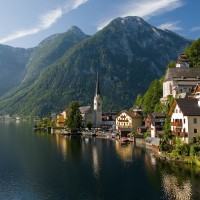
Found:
[116,110,143,137]
[102,112,117,129]
[168,98,200,143]
[144,113,166,138]
[79,106,93,125]
[162,53,200,102]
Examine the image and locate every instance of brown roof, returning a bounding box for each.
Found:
[150,113,166,118]
[176,98,200,116]
[177,53,189,63]
[116,110,142,118]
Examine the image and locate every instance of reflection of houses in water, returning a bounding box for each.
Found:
[162,173,192,200]
[55,134,68,159]
[115,141,134,162]
[92,146,100,178]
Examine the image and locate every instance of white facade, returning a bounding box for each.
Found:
[171,104,200,143]
[163,81,173,98]
[116,112,132,128]
[93,94,102,126]
[176,62,189,68]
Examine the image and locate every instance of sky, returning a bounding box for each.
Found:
[0,0,199,48]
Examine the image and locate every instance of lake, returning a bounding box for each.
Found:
[0,121,200,200]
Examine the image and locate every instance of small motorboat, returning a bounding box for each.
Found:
[119,137,130,145]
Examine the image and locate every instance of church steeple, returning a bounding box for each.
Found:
[94,72,102,112]
[95,72,100,96]
[93,72,102,126]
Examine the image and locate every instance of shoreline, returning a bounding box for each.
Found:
[151,149,200,167]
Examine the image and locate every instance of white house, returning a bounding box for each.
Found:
[168,98,200,143]
[162,53,200,100]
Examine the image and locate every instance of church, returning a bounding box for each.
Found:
[60,74,103,128]
[79,74,102,127]
[162,53,200,102]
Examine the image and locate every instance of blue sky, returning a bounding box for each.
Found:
[0,0,199,48]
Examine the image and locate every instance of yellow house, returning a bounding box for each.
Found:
[116,110,143,132]
[57,114,65,127]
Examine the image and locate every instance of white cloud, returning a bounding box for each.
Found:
[0,0,89,44]
[97,0,183,30]
[64,0,89,10]
[191,26,200,32]
[158,21,182,31]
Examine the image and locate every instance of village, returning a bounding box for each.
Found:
[34,53,200,165]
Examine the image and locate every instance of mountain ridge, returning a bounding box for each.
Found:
[0,16,192,117]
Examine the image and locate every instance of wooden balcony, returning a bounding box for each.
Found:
[171,122,182,127]
[118,119,129,122]
[172,131,188,137]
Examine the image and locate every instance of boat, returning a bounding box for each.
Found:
[119,137,130,145]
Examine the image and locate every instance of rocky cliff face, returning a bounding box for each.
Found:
[0,16,192,116]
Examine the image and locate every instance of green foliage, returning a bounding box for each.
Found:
[86,121,93,130]
[65,101,83,130]
[134,94,143,108]
[163,117,171,135]
[142,79,163,115]
[185,38,200,68]
[190,145,200,157]
[160,140,171,152]
[130,131,137,136]
[143,132,151,138]
[0,18,192,117]
[38,117,51,127]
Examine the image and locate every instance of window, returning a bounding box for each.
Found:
[183,119,185,124]
[193,118,197,124]
[169,83,172,94]
[194,129,197,133]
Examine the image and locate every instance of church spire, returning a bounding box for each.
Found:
[95,72,100,96]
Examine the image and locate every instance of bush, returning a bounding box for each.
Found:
[144,132,151,138]
[177,144,190,156]
[160,140,171,152]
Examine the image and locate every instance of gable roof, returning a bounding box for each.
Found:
[150,113,166,118]
[79,106,91,114]
[175,98,200,116]
[164,68,200,82]
[116,110,142,118]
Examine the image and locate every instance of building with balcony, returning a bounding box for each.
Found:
[144,113,166,138]
[168,98,200,143]
[116,110,142,137]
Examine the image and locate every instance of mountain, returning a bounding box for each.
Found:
[22,26,89,86]
[0,45,32,96]
[0,16,192,117]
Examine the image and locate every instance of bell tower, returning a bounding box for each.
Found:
[93,73,102,126]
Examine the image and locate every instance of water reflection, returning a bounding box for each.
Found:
[159,161,200,200]
[115,140,134,163]
[33,132,200,200]
[55,135,68,160]
[92,146,100,178]
[162,173,192,200]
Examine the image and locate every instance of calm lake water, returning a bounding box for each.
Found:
[0,121,200,200]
